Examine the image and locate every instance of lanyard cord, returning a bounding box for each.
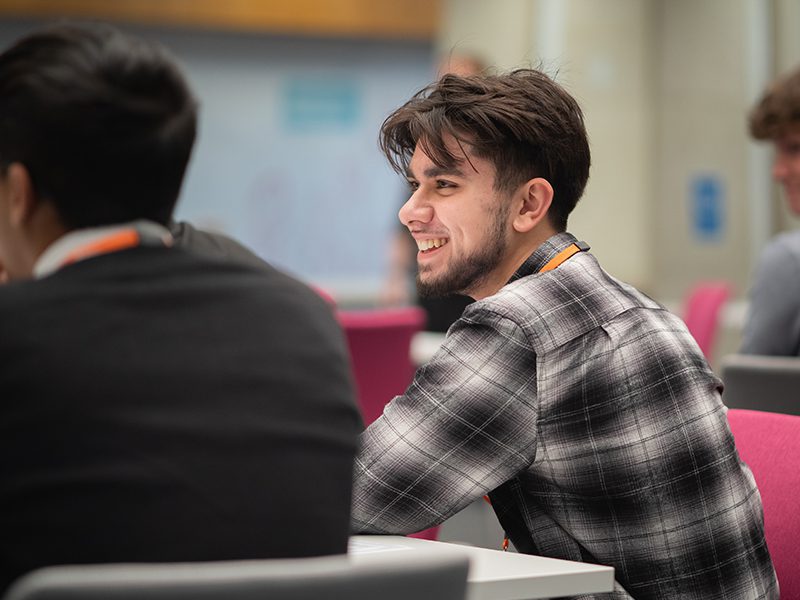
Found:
[61,229,141,265]
[58,224,173,271]
[538,241,590,273]
[61,229,142,268]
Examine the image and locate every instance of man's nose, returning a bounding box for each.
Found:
[398,190,433,227]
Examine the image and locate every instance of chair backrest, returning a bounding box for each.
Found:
[337,306,426,426]
[727,409,800,600]
[2,553,469,600]
[337,306,439,540]
[721,354,800,416]
[682,281,730,358]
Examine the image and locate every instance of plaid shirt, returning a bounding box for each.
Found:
[352,232,777,599]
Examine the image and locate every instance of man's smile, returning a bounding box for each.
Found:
[416,238,449,253]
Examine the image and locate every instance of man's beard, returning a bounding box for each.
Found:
[416,207,509,299]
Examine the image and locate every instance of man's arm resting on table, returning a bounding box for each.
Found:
[351,308,539,534]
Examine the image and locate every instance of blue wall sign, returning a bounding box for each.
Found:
[690,174,725,241]
[283,78,361,132]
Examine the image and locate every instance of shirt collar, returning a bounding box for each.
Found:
[34,219,172,279]
[508,231,580,284]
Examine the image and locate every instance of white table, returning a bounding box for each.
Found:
[349,535,614,600]
[410,331,446,365]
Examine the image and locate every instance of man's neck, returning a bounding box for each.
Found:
[469,227,559,300]
[9,202,69,280]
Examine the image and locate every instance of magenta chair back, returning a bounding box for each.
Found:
[728,409,800,599]
[682,281,730,358]
[337,307,426,425]
[337,306,439,540]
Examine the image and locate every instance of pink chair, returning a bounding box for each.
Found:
[682,281,730,358]
[337,306,439,540]
[727,409,800,599]
[337,307,426,425]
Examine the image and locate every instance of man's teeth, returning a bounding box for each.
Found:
[417,238,448,252]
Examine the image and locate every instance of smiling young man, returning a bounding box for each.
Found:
[742,66,800,355]
[351,70,777,599]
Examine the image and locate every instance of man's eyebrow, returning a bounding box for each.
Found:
[405,165,466,179]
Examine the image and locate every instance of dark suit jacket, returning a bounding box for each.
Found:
[0,245,361,593]
[168,221,272,273]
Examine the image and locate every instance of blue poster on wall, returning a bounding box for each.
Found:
[283,78,361,132]
[690,174,725,241]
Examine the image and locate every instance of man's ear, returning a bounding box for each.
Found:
[512,177,553,233]
[5,162,38,228]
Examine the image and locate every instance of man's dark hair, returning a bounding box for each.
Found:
[0,22,197,228]
[380,68,590,231]
[750,66,800,140]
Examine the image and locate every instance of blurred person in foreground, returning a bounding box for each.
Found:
[379,52,487,332]
[352,69,777,598]
[0,22,361,592]
[742,66,800,355]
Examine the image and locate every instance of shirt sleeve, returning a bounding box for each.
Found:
[350,306,539,534]
[741,236,800,356]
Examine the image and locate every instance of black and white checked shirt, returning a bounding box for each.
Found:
[352,232,778,599]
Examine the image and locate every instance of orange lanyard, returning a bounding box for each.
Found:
[61,229,141,268]
[539,241,590,273]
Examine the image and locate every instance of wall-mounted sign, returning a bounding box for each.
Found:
[283,77,360,132]
[690,174,725,241]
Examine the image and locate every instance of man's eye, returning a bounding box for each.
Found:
[436,180,455,189]
[407,180,419,192]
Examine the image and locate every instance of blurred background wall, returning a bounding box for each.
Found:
[0,0,799,364]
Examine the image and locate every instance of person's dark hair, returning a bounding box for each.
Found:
[380,68,590,231]
[750,66,800,140]
[0,22,197,228]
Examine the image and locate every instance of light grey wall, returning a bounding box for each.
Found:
[654,0,756,300]
[437,0,534,68]
[542,0,657,293]
[776,0,800,74]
